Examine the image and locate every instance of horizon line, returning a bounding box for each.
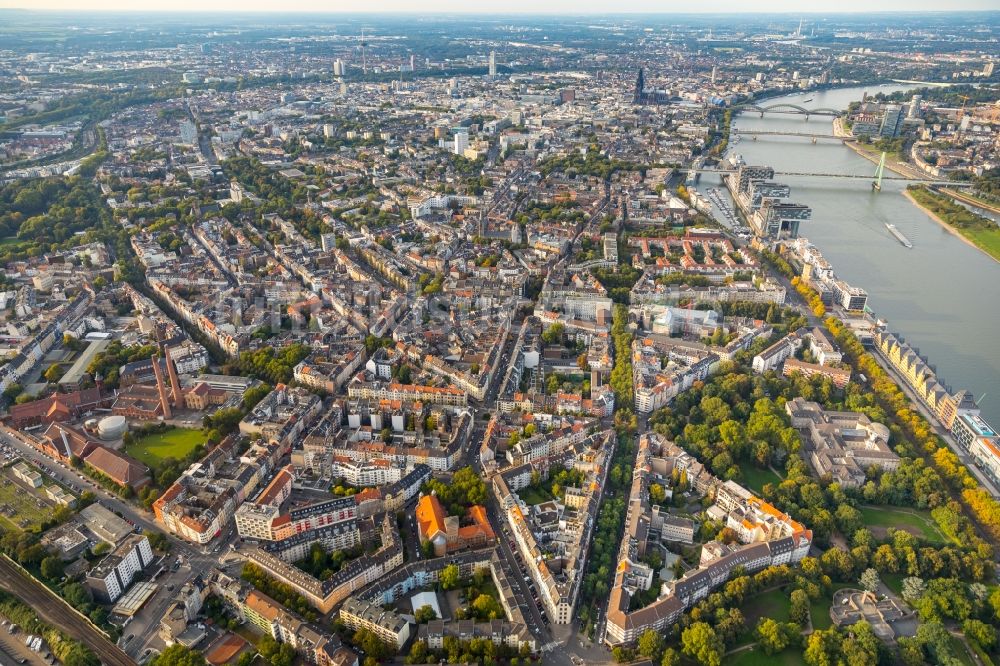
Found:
[1,7,999,14]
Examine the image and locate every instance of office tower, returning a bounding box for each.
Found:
[179,120,197,146]
[489,50,497,77]
[710,66,717,84]
[908,95,922,119]
[879,105,904,138]
[454,131,469,156]
[984,62,994,77]
[410,54,415,71]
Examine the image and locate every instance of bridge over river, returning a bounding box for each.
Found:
[737,103,841,118]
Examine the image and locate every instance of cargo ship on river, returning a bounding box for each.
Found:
[885,223,913,248]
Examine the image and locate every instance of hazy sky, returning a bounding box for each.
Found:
[0,0,997,12]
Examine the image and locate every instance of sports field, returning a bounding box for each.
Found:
[860,505,945,543]
[125,427,205,469]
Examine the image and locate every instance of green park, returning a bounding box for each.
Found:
[124,426,206,470]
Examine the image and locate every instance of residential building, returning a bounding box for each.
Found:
[85,534,154,603]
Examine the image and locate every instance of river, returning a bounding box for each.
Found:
[699,84,1000,426]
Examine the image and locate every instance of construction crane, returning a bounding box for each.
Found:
[957,94,970,120]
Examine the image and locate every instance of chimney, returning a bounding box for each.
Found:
[151,354,172,420]
[166,347,183,408]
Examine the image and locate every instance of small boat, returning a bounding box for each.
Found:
[885,223,913,248]
[802,97,814,103]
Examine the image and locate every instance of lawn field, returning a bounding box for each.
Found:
[963,227,1000,263]
[735,587,793,646]
[0,469,55,533]
[125,427,205,469]
[860,505,945,543]
[739,463,782,493]
[742,587,792,624]
[517,487,552,506]
[882,572,906,597]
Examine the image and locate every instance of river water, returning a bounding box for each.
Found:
[700,84,1000,426]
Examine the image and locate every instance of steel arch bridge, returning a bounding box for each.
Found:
[739,103,842,116]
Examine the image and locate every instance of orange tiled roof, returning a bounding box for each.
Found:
[416,493,448,540]
[245,590,282,621]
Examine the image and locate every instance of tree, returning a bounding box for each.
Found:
[2,383,23,401]
[637,628,664,658]
[804,628,842,666]
[541,322,565,345]
[89,541,111,557]
[835,504,864,536]
[681,622,723,666]
[901,576,925,603]
[414,604,437,623]
[258,635,280,660]
[916,622,955,665]
[963,619,996,650]
[271,644,296,666]
[660,647,681,666]
[859,568,880,596]
[790,588,811,627]
[40,556,65,581]
[841,620,880,666]
[352,628,390,660]
[756,618,791,655]
[62,582,91,607]
[471,594,503,620]
[149,645,208,666]
[407,640,430,665]
[821,547,854,581]
[440,564,460,590]
[43,363,64,383]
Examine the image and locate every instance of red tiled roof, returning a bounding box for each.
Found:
[84,446,149,487]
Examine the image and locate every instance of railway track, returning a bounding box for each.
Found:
[0,556,135,666]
